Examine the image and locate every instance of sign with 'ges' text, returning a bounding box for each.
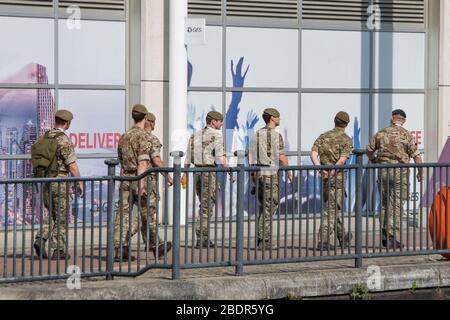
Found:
[185,18,206,46]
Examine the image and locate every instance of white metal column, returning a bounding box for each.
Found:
[168,0,188,225]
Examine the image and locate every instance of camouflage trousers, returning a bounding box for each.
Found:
[130,177,161,245]
[257,174,279,241]
[379,168,409,240]
[195,172,216,240]
[319,175,347,244]
[114,179,161,249]
[35,182,73,253]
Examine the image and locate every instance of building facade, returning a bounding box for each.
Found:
[141,0,448,166]
[0,0,448,170]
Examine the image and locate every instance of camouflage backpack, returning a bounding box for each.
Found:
[31,131,64,178]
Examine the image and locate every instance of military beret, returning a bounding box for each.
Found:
[263,108,280,118]
[335,111,350,124]
[392,109,407,118]
[207,111,224,121]
[145,112,156,121]
[132,104,148,115]
[55,110,73,122]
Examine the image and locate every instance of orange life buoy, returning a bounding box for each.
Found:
[429,186,450,259]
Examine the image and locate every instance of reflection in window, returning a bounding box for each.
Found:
[0,17,54,84]
[59,20,126,85]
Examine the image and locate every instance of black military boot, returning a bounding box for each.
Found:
[195,239,215,249]
[257,238,274,250]
[152,242,172,259]
[382,237,404,249]
[338,232,353,249]
[114,246,135,262]
[51,250,71,260]
[33,238,48,259]
[316,240,330,251]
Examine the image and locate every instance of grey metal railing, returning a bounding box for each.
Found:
[1,150,449,283]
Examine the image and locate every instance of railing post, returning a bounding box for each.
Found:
[354,149,365,268]
[234,150,246,276]
[170,151,183,280]
[105,159,119,280]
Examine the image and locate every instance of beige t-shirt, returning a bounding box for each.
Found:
[186,127,225,166]
[249,126,285,167]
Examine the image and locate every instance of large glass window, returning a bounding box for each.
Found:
[0,2,127,180]
[301,93,370,151]
[373,94,425,149]
[0,17,54,84]
[186,1,427,219]
[59,19,126,85]
[187,91,223,133]
[226,27,299,89]
[187,26,223,88]
[226,92,298,153]
[59,90,126,154]
[302,30,370,89]
[374,32,426,90]
[188,16,426,160]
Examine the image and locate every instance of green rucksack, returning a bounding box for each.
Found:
[31,131,64,178]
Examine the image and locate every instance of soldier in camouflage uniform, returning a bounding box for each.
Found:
[249,108,292,250]
[114,104,172,261]
[184,111,231,249]
[34,110,83,260]
[311,111,353,251]
[366,109,423,249]
[131,112,173,250]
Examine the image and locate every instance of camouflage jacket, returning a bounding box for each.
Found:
[367,124,420,164]
[47,129,77,177]
[118,126,151,175]
[312,128,353,165]
[147,132,162,181]
[148,133,162,166]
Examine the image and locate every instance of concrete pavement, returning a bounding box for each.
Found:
[1,254,449,300]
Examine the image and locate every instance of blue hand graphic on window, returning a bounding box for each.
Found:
[188,60,193,88]
[239,110,259,159]
[226,57,250,152]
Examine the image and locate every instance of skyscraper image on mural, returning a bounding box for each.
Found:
[0,63,55,225]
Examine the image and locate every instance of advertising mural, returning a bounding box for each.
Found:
[0,17,126,226]
[186,26,427,221]
[0,22,429,227]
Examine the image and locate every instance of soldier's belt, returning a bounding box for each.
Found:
[123,169,137,174]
